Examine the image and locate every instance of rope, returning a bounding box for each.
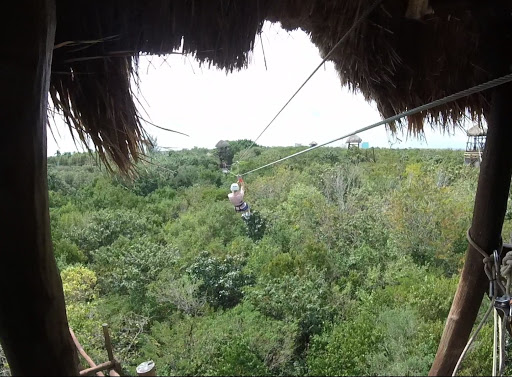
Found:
[454,232,510,376]
[498,315,506,376]
[500,251,512,296]
[493,309,507,377]
[452,241,499,376]
[237,0,383,163]
[467,229,505,294]
[498,251,512,376]
[452,295,496,376]
[240,72,512,176]
[494,308,498,376]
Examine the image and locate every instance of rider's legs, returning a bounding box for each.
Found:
[236,202,251,219]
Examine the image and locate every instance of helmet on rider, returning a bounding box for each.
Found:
[230,183,240,192]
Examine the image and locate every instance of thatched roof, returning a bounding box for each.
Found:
[51,1,267,173]
[50,1,512,172]
[467,125,487,136]
[346,135,363,143]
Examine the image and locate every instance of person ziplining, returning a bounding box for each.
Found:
[228,176,251,219]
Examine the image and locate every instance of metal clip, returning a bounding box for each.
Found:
[494,295,511,319]
[493,249,501,281]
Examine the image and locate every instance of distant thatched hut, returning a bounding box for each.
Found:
[3,1,512,375]
[464,125,487,166]
[346,134,363,149]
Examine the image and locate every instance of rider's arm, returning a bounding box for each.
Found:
[238,177,245,194]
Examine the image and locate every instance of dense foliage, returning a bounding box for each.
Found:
[3,145,511,376]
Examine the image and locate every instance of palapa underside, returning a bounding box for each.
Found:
[50,0,511,172]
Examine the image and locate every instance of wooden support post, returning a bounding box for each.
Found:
[0,1,78,375]
[102,323,122,375]
[429,84,512,375]
[102,324,115,362]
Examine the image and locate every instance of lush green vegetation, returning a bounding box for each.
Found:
[4,144,511,376]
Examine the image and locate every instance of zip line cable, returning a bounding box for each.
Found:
[240,72,512,176]
[237,0,383,163]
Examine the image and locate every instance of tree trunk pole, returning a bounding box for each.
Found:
[429,83,512,376]
[0,1,78,375]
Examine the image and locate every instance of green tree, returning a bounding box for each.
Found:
[141,303,297,376]
[243,211,266,241]
[187,251,253,310]
[307,310,383,376]
[92,236,177,310]
[247,270,336,351]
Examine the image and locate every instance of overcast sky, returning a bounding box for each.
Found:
[47,22,473,156]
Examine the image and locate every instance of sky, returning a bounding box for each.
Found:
[47,22,474,157]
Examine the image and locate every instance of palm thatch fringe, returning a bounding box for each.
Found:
[51,0,268,173]
[50,0,508,172]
